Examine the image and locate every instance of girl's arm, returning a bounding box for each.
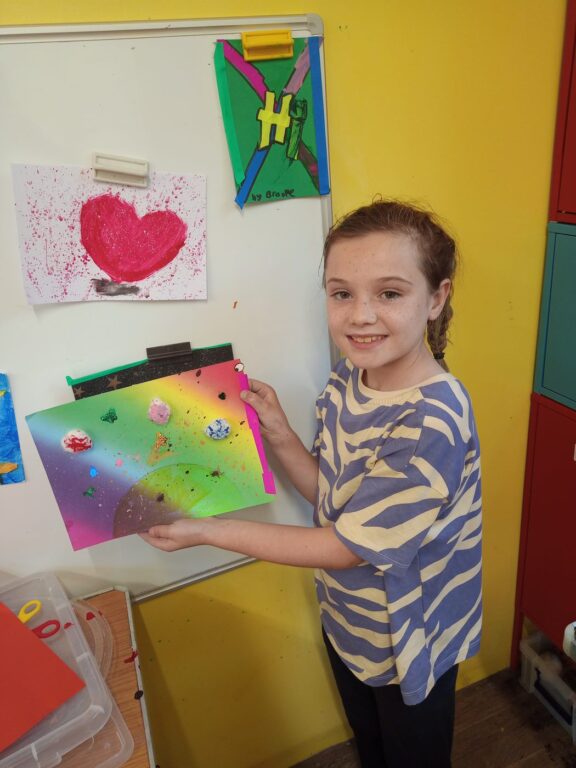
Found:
[241,378,318,505]
[140,517,362,569]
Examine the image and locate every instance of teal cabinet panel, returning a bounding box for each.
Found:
[534,222,576,409]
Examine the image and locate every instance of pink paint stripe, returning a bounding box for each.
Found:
[238,373,276,494]
[221,41,268,102]
[283,43,310,95]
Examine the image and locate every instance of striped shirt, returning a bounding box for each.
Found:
[312,358,482,705]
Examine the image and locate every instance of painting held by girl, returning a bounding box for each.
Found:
[141,200,482,768]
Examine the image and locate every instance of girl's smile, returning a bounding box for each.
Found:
[348,334,387,348]
[325,231,450,391]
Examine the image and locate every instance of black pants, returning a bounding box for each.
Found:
[323,631,457,768]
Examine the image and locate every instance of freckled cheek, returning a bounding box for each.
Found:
[327,311,349,339]
[326,303,345,322]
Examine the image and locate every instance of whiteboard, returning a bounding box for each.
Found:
[0,17,332,600]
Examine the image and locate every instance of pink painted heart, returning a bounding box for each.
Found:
[80,193,188,283]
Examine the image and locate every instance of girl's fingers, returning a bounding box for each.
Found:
[147,524,173,538]
[139,532,177,551]
[248,378,269,394]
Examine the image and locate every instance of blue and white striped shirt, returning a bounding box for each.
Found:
[312,358,482,705]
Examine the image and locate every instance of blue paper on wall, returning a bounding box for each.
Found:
[0,373,25,485]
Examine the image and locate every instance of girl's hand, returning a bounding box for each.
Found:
[241,379,293,447]
[139,519,210,552]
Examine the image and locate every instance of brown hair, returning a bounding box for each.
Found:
[323,199,457,371]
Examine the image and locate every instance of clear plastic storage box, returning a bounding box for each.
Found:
[58,601,134,768]
[0,573,113,768]
[520,631,576,743]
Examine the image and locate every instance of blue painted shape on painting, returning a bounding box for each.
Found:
[0,373,25,484]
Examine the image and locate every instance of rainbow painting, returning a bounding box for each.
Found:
[26,360,275,550]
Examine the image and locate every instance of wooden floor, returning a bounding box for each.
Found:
[292,669,576,767]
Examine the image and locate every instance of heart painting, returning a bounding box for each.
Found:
[12,164,207,304]
[80,194,188,283]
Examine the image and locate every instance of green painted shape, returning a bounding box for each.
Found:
[138,463,242,517]
[534,222,576,409]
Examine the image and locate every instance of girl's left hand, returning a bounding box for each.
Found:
[139,519,210,551]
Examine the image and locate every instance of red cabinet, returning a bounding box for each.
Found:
[513,0,576,671]
[550,1,576,222]
[512,394,576,664]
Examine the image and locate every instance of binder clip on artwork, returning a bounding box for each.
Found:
[241,29,294,62]
[92,152,149,188]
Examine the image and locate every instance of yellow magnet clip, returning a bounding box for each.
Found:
[241,29,294,62]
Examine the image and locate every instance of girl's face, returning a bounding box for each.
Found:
[324,231,450,391]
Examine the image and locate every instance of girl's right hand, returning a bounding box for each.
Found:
[240,379,293,447]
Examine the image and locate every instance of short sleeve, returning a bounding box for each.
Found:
[310,401,323,457]
[334,413,465,575]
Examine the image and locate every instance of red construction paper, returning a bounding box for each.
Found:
[0,602,85,753]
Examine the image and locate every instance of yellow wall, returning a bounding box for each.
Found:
[2,1,567,765]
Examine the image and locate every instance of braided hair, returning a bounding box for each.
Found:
[323,199,457,371]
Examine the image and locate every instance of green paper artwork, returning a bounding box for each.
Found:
[214,37,330,208]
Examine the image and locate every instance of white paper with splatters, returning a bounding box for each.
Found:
[12,164,207,304]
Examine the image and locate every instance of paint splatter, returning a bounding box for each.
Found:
[61,429,93,453]
[89,466,99,477]
[156,493,165,503]
[148,398,171,425]
[205,418,231,440]
[154,433,168,450]
[233,300,238,309]
[218,392,227,400]
[124,650,139,663]
[83,486,96,497]
[86,611,96,621]
[147,432,173,466]
[134,690,144,700]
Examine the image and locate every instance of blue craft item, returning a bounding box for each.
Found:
[205,418,231,441]
[0,373,25,484]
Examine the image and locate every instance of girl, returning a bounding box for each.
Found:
[141,200,482,768]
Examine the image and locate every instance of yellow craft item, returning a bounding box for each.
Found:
[0,462,18,474]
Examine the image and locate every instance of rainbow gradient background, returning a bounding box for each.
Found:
[26,360,274,550]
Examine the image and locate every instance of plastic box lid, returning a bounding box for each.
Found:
[58,601,134,768]
[0,573,113,768]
